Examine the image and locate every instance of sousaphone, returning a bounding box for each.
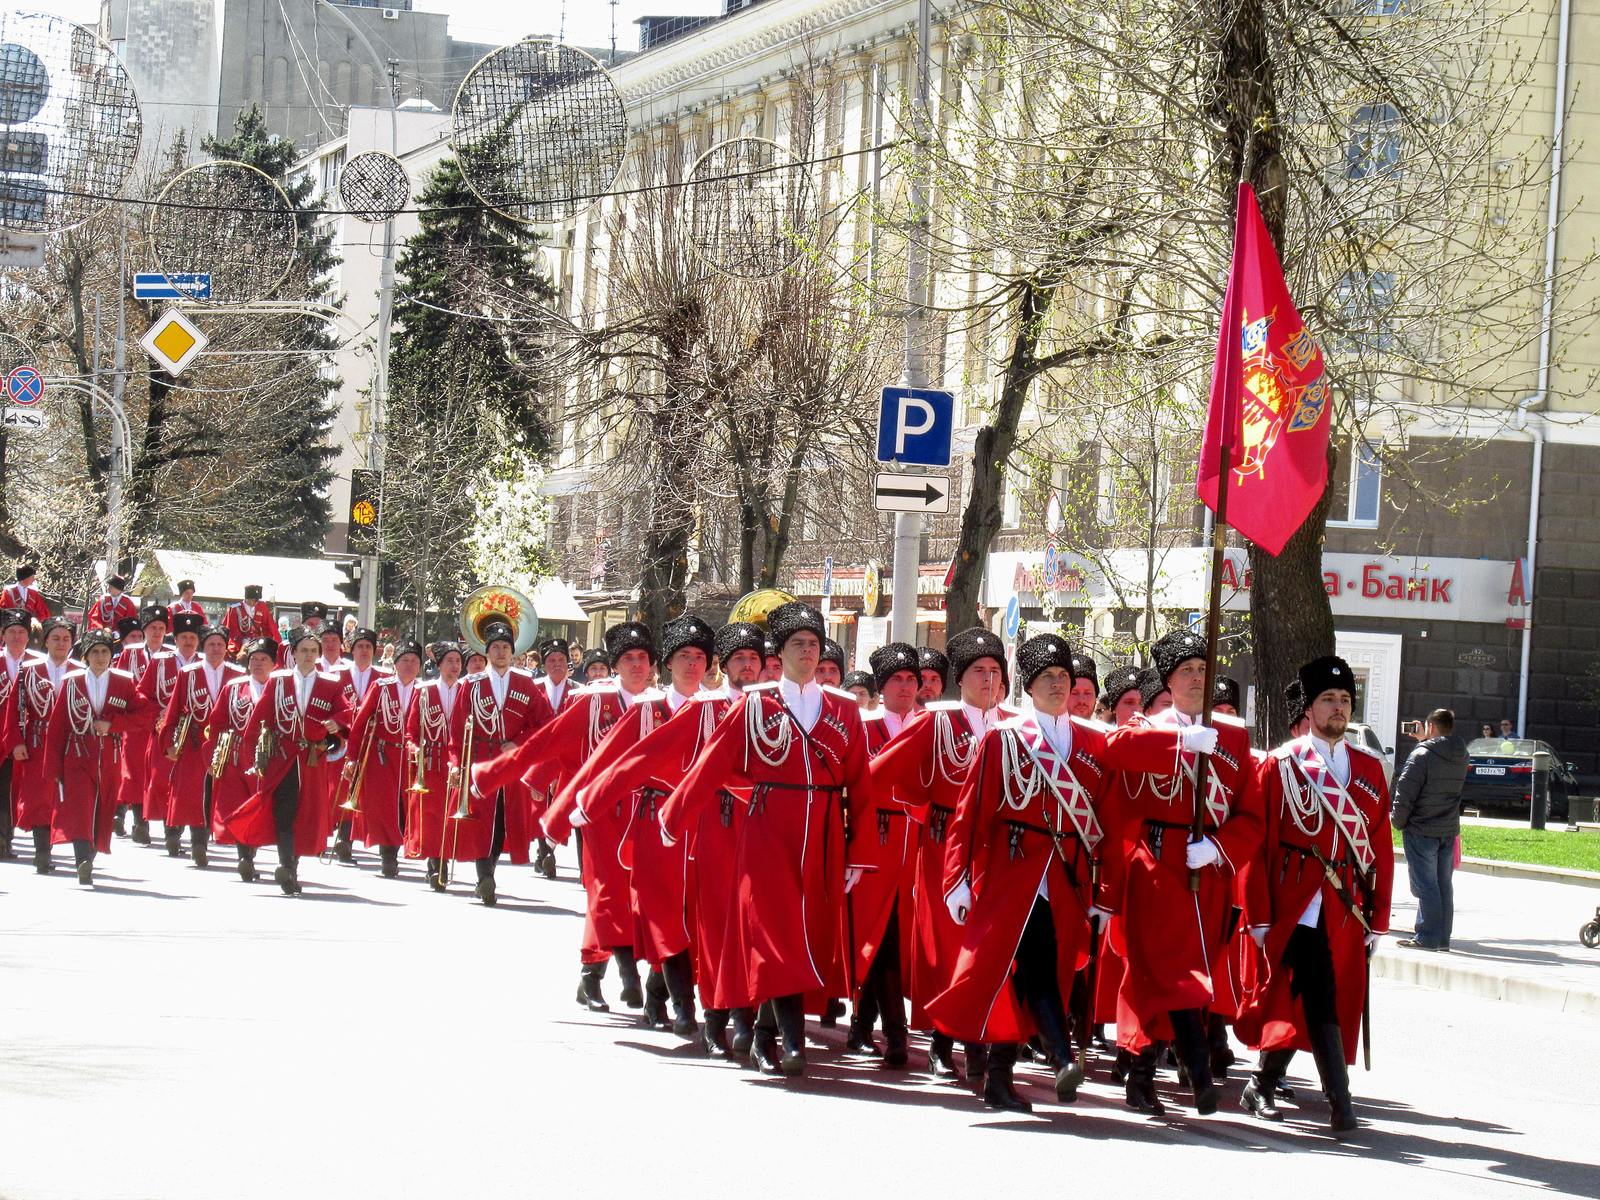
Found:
[460,585,539,655]
[727,587,798,628]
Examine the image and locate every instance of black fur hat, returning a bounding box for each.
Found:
[1152,627,1207,684]
[243,637,279,662]
[480,620,516,651]
[767,602,825,652]
[115,615,140,639]
[80,628,118,653]
[1212,675,1242,711]
[348,626,380,650]
[947,626,1008,690]
[820,638,846,670]
[172,612,205,638]
[538,637,571,662]
[715,622,764,663]
[579,647,611,674]
[1137,666,1169,708]
[869,642,919,693]
[916,645,949,688]
[1101,664,1141,706]
[198,624,229,648]
[1017,632,1073,692]
[661,615,715,664]
[0,608,31,632]
[604,621,656,665]
[843,669,875,696]
[1070,653,1099,691]
[140,604,170,629]
[1283,677,1309,725]
[1298,655,1356,703]
[393,639,425,663]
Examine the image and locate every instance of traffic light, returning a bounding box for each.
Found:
[334,558,361,604]
[347,468,382,555]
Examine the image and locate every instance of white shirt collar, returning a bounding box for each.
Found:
[544,675,567,705]
[962,701,1003,733]
[1309,734,1351,786]
[84,667,111,712]
[667,684,697,712]
[778,675,823,733]
[1033,708,1073,757]
[881,707,910,737]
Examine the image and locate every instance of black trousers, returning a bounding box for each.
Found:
[0,756,13,837]
[991,897,1072,1068]
[475,793,507,882]
[754,995,806,1053]
[1283,919,1340,1027]
[858,910,907,1033]
[273,759,301,868]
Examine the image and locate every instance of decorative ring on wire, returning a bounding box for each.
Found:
[0,11,141,234]
[450,40,627,226]
[687,138,814,279]
[149,160,298,304]
[339,150,409,223]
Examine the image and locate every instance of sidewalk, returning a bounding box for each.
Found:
[1378,866,1600,1015]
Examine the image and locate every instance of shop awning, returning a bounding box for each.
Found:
[530,577,587,624]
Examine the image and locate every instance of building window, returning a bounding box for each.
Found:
[1095,456,1118,526]
[1345,103,1403,180]
[1002,476,1022,529]
[1330,440,1382,527]
[1334,269,1397,352]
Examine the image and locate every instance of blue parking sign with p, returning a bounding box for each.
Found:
[876,386,954,467]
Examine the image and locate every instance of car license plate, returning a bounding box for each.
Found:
[1476,766,1506,776]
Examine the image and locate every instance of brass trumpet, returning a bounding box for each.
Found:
[254,726,277,776]
[165,712,193,762]
[208,729,234,780]
[437,705,477,888]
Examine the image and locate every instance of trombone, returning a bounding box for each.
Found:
[323,718,378,864]
[407,744,428,794]
[436,706,476,889]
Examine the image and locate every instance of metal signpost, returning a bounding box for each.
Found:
[133,272,212,300]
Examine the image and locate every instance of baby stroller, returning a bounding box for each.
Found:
[1581,907,1600,949]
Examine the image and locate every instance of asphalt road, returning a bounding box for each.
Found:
[2,839,1596,1200]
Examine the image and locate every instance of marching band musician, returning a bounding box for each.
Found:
[331,626,390,864]
[547,617,714,1038]
[930,632,1120,1113]
[1087,663,1144,1067]
[276,602,330,667]
[527,637,580,879]
[317,624,348,676]
[578,648,611,683]
[1101,628,1264,1117]
[169,580,205,622]
[117,605,169,843]
[223,586,276,659]
[140,612,204,856]
[476,622,655,990]
[115,615,142,657]
[758,637,782,684]
[864,630,1013,1077]
[442,620,542,906]
[87,574,138,632]
[9,618,80,873]
[206,638,278,882]
[0,609,42,859]
[342,638,423,879]
[44,628,153,887]
[1235,656,1393,1135]
[658,602,873,1078]
[156,625,242,868]
[407,641,464,888]
[1,564,51,625]
[226,625,352,896]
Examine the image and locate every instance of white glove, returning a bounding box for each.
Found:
[946,880,973,926]
[1185,836,1221,869]
[1088,905,1112,929]
[1250,925,1269,949]
[845,866,864,893]
[568,806,589,828]
[1365,931,1382,953]
[1180,724,1219,755]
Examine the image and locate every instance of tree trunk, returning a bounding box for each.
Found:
[1211,0,1337,742]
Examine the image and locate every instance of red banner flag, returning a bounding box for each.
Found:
[1196,183,1332,556]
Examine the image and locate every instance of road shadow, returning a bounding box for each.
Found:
[79,882,199,901]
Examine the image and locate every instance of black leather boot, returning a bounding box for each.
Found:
[534,838,557,880]
[131,813,150,845]
[190,827,208,869]
[642,967,670,1030]
[751,1027,782,1075]
[1242,1048,1294,1122]
[982,1046,1031,1112]
[1208,1012,1236,1078]
[928,1031,958,1077]
[473,858,496,906]
[427,858,446,891]
[614,949,643,1007]
[74,841,94,887]
[819,997,845,1028]
[1125,1044,1166,1115]
[702,1008,731,1059]
[1028,993,1081,1101]
[845,1014,880,1057]
[238,847,257,882]
[964,1042,990,1082]
[730,1008,755,1055]
[1170,1008,1219,1114]
[775,995,806,1076]
[113,806,127,839]
[1111,1046,1132,1084]
[1309,1023,1358,1134]
[165,826,183,856]
[0,834,12,860]
[663,952,698,1039]
[32,827,52,874]
[576,963,610,1012]
[335,824,355,864]
[379,845,400,878]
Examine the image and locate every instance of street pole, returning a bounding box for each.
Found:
[108,211,127,574]
[891,0,932,644]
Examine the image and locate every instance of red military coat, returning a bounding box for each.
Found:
[660,682,873,1009]
[86,592,138,632]
[342,676,417,848]
[138,651,198,821]
[169,598,206,622]
[10,656,79,829]
[580,689,738,999]
[544,688,677,963]
[1235,735,1394,1063]
[46,668,152,851]
[222,600,277,657]
[866,703,1012,1025]
[404,678,460,861]
[925,713,1118,1043]
[1102,710,1264,1052]
[113,644,152,814]
[524,675,581,823]
[0,649,42,761]
[204,676,264,843]
[224,669,352,854]
[1,583,51,625]
[158,659,244,827]
[446,668,543,863]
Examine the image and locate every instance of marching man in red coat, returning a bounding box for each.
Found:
[157,624,243,867]
[0,608,42,859]
[87,573,138,632]
[929,632,1119,1112]
[1236,656,1393,1134]
[444,620,542,906]
[526,636,580,879]
[341,638,423,879]
[1102,627,1264,1116]
[552,617,716,1038]
[864,634,1011,1076]
[206,638,278,881]
[223,586,276,659]
[169,580,205,622]
[407,642,464,885]
[8,618,79,873]
[660,602,873,1078]
[139,611,204,852]
[331,625,391,864]
[45,629,153,886]
[116,605,167,841]
[2,564,51,626]
[226,625,352,895]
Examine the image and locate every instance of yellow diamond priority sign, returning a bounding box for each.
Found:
[139,307,208,377]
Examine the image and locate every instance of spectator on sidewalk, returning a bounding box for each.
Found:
[1392,707,1469,952]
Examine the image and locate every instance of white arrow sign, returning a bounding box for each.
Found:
[874,472,950,514]
[3,408,46,431]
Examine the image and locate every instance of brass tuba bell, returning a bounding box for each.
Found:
[459,585,539,655]
[727,587,798,628]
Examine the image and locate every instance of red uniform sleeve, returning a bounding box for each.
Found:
[659,696,753,845]
[942,727,1001,898]
[1365,762,1395,935]
[544,706,647,843]
[1210,728,1264,876]
[578,701,705,810]
[155,667,186,752]
[43,682,70,775]
[27,591,51,625]
[474,694,588,798]
[110,676,154,735]
[1240,753,1282,930]
[865,712,936,820]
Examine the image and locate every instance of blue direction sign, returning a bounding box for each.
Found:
[1003,595,1021,639]
[5,366,43,406]
[134,272,212,301]
[876,386,954,467]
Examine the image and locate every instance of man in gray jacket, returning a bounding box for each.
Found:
[1391,708,1469,950]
